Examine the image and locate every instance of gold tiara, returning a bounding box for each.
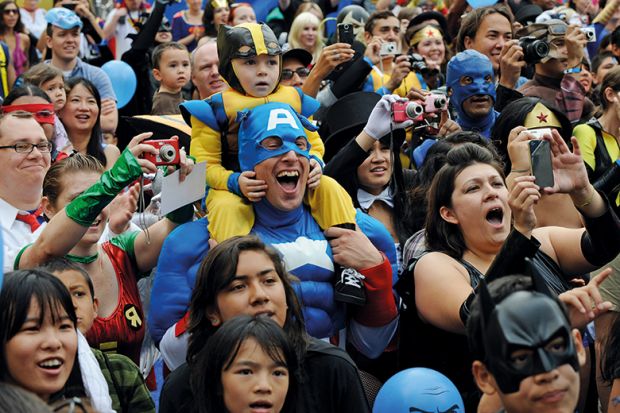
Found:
[524,102,562,129]
[409,25,443,47]
[211,0,228,8]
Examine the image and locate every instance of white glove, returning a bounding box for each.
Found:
[362,94,414,140]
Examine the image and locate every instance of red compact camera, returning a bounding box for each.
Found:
[143,139,180,166]
[392,101,424,123]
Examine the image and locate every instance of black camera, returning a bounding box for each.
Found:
[518,36,549,64]
[407,53,439,76]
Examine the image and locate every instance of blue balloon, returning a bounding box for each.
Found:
[373,368,465,413]
[101,60,137,109]
[466,0,499,8]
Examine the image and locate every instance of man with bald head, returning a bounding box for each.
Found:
[191,40,228,99]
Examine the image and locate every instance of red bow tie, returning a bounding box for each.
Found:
[15,206,43,233]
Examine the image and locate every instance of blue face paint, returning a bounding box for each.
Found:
[447,50,496,119]
[237,102,315,171]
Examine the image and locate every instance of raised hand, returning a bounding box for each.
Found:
[543,130,590,196]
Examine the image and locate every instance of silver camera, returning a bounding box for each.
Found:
[379,42,401,56]
[581,27,596,43]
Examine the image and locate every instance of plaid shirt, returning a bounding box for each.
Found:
[92,349,155,413]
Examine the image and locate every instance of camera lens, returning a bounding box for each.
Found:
[533,41,549,58]
[433,96,447,109]
[159,144,177,162]
[405,102,423,118]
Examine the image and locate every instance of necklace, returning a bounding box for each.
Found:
[66,252,99,264]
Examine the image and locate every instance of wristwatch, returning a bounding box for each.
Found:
[564,66,582,74]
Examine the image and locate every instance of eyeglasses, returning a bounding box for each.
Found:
[281,67,310,80]
[0,141,53,153]
[3,9,18,15]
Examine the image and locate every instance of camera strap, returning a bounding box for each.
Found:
[138,175,151,245]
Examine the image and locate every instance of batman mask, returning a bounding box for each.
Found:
[480,289,579,394]
[217,22,282,95]
[236,102,316,171]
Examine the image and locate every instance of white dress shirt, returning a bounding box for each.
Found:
[0,197,46,273]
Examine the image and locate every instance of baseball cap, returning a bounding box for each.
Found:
[45,7,83,30]
[282,48,313,67]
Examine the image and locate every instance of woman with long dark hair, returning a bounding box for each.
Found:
[491,97,581,228]
[58,77,117,168]
[159,235,371,413]
[397,133,620,410]
[202,0,229,38]
[0,269,155,412]
[0,0,30,77]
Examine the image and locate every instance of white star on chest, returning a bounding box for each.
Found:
[271,237,334,272]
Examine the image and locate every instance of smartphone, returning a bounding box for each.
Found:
[62,2,77,10]
[529,140,554,189]
[337,23,355,45]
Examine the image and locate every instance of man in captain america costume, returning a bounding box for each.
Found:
[148,102,399,370]
[446,50,499,139]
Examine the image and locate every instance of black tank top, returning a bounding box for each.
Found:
[396,249,572,411]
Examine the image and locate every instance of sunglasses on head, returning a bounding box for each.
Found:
[281,67,310,80]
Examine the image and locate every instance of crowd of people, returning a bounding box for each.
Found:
[0,0,620,412]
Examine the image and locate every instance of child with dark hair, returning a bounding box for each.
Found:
[151,41,190,115]
[191,315,298,413]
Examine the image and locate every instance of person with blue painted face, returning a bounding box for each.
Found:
[467,275,588,413]
[446,50,497,139]
[150,102,399,374]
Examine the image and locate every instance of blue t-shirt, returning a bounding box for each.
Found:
[46,58,116,101]
[171,11,202,52]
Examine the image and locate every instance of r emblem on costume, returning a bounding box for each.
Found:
[124,304,143,331]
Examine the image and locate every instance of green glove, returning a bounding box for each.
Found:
[66,148,143,226]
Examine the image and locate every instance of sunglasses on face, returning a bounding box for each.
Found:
[3,9,18,15]
[281,67,310,80]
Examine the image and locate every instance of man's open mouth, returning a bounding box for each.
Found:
[276,170,299,191]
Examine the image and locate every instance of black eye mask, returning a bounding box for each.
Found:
[480,289,579,394]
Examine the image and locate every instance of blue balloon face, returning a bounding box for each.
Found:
[373,368,465,413]
[101,60,138,109]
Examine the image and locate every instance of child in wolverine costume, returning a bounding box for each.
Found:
[181,23,363,304]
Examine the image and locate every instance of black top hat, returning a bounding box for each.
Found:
[514,4,543,25]
[322,92,405,162]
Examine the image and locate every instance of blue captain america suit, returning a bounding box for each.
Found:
[148,200,398,344]
[148,102,398,358]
